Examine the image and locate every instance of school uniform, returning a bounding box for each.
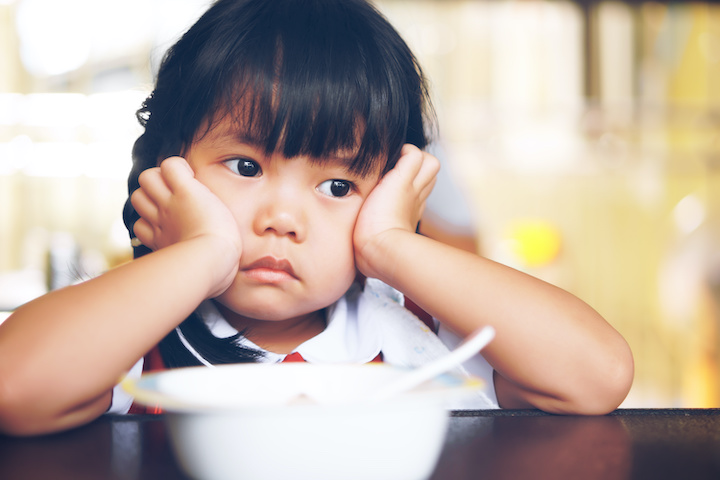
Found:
[110,279,498,414]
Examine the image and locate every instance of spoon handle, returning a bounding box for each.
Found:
[368,325,496,402]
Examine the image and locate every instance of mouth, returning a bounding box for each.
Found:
[241,256,298,283]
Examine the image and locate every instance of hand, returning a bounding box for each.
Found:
[353,144,439,278]
[130,157,242,294]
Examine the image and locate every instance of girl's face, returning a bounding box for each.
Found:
[184,115,382,322]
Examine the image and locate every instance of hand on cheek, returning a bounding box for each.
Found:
[353,144,439,277]
[130,156,242,260]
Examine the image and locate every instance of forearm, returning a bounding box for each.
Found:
[362,229,633,414]
[0,236,234,434]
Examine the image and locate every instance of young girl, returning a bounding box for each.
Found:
[0,0,633,435]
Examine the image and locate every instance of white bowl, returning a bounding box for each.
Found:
[124,363,481,480]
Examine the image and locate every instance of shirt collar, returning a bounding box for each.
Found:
[197,283,383,364]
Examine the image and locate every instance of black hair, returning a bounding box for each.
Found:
[122,0,434,367]
[157,312,264,368]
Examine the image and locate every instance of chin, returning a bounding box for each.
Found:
[216,283,353,321]
[214,297,326,322]
[244,308,307,322]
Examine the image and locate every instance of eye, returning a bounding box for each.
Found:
[223,158,262,177]
[317,179,353,198]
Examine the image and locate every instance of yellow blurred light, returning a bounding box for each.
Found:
[506,219,562,268]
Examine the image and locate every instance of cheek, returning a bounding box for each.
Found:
[193,173,251,224]
[310,210,358,271]
[312,247,357,305]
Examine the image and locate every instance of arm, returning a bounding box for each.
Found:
[418,215,479,254]
[354,146,633,415]
[0,158,240,435]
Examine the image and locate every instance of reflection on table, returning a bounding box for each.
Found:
[1,409,719,480]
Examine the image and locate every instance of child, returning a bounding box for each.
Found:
[0,0,633,435]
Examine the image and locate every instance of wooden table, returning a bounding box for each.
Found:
[1,409,719,479]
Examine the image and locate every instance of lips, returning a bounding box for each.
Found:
[242,256,297,279]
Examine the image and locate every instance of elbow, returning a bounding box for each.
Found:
[595,345,635,414]
[0,412,42,437]
[498,334,635,416]
[0,374,62,436]
[557,341,635,416]
[0,376,45,436]
[0,371,110,436]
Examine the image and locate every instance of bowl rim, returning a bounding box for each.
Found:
[122,362,483,413]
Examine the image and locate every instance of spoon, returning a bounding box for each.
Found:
[365,325,496,403]
[290,325,495,406]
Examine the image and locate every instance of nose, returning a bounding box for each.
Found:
[252,189,306,242]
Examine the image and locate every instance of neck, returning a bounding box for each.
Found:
[213,301,327,354]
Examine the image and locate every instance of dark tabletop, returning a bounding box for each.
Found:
[1,409,719,480]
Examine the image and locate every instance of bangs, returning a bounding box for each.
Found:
[214,73,373,175]
[197,0,427,176]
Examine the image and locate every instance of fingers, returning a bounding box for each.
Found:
[160,156,195,190]
[419,169,438,202]
[396,144,440,199]
[130,172,163,250]
[130,217,156,250]
[129,156,195,250]
[136,157,193,205]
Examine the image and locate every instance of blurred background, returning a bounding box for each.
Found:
[1,0,719,408]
